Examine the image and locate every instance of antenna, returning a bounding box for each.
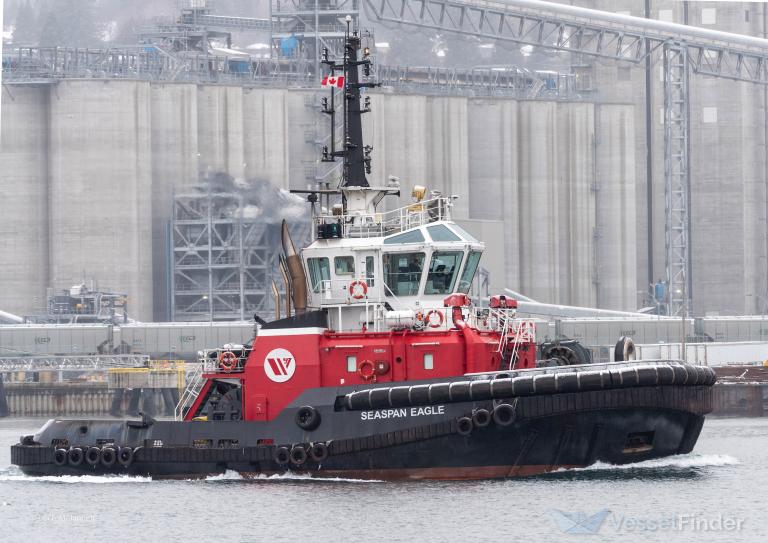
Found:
[319,16,380,189]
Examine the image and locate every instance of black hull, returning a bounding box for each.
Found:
[12,372,714,480]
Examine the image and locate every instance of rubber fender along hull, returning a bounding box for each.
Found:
[12,382,713,481]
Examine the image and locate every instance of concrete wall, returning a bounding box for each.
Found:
[584,0,768,315]
[47,80,154,320]
[0,84,49,315]
[0,81,636,320]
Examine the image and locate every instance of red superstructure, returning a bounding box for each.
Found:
[185,294,537,422]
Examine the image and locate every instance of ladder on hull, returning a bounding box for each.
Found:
[174,363,204,421]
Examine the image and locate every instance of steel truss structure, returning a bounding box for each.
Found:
[171,192,282,322]
[364,0,768,315]
[1,47,575,99]
[271,0,360,74]
[663,46,690,318]
[0,355,150,373]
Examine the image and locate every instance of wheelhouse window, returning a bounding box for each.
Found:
[425,251,463,294]
[334,256,355,276]
[457,251,482,293]
[383,252,425,296]
[449,223,479,243]
[427,224,461,242]
[307,257,331,293]
[383,229,425,244]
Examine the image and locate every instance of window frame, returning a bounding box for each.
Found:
[306,257,331,293]
[457,250,482,294]
[334,255,355,276]
[424,250,464,295]
[382,251,427,297]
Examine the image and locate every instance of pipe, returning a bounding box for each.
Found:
[281,220,308,314]
[0,310,24,324]
[501,0,768,51]
[503,289,672,319]
[278,256,292,319]
[451,305,480,373]
[271,280,281,321]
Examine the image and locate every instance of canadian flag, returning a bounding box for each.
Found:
[321,75,345,88]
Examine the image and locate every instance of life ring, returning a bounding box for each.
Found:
[357,360,376,381]
[348,280,368,300]
[218,351,238,372]
[426,309,444,328]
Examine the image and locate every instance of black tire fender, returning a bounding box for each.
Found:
[493,403,516,426]
[101,447,117,467]
[637,366,659,386]
[614,336,636,362]
[309,442,329,463]
[54,448,68,467]
[295,406,321,431]
[456,416,473,436]
[369,387,391,409]
[118,447,134,467]
[274,446,290,465]
[471,409,491,428]
[85,446,101,466]
[555,372,579,393]
[489,377,514,399]
[290,446,307,466]
[67,447,83,466]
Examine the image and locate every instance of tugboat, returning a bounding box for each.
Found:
[11,24,716,480]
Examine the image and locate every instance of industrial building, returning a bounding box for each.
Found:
[0,0,767,322]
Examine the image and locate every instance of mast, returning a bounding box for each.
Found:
[321,17,377,190]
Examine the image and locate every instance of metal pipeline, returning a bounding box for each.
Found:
[451,305,480,374]
[281,220,308,314]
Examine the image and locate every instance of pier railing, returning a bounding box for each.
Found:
[2,47,582,99]
[0,354,150,372]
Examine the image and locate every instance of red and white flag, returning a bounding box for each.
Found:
[321,75,345,88]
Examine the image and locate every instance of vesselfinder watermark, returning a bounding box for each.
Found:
[550,509,746,535]
[43,513,97,524]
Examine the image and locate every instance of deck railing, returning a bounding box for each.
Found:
[315,196,452,239]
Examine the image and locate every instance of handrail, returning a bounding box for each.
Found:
[315,196,452,239]
[174,362,203,421]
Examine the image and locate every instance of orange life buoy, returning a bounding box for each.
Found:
[357,359,376,381]
[219,351,238,372]
[348,280,368,300]
[426,309,444,328]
